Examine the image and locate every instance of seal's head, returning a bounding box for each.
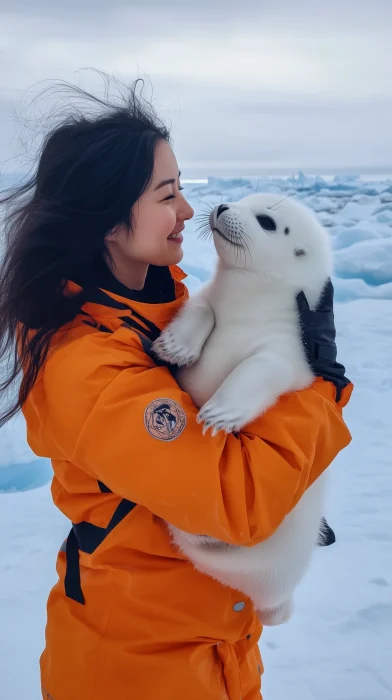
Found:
[209,193,332,305]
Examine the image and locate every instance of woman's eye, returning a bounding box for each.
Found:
[163,186,184,201]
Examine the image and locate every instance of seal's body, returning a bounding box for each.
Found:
[153,194,332,625]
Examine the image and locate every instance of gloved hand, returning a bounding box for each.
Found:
[296,279,351,402]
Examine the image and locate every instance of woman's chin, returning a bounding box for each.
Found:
[167,247,184,265]
[152,245,184,267]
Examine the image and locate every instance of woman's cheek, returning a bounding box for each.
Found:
[160,205,177,233]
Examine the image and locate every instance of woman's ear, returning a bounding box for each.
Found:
[105,225,121,242]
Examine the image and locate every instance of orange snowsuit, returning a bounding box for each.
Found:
[23,262,352,700]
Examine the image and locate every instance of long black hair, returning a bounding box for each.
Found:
[0,73,170,427]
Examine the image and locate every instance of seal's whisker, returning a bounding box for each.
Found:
[194,214,210,225]
[195,223,211,232]
[239,229,252,243]
[197,223,213,241]
[268,194,293,211]
[194,212,211,225]
[195,206,213,216]
[195,228,211,238]
[194,216,211,225]
[242,237,252,262]
[235,232,252,265]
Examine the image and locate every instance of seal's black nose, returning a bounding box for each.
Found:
[217,204,229,218]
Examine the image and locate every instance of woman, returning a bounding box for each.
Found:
[0,79,352,700]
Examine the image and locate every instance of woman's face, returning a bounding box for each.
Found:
[107,140,194,274]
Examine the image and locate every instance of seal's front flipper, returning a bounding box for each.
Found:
[197,352,295,435]
[153,292,215,367]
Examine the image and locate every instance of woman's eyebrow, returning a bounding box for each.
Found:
[154,171,181,191]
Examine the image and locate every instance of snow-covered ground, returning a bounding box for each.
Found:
[1,173,392,699]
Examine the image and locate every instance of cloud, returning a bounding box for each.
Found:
[1,0,390,25]
[0,0,391,173]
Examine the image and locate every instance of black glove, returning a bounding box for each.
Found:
[296,279,350,403]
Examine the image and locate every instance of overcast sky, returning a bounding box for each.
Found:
[0,0,391,176]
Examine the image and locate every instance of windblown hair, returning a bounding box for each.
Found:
[0,72,170,426]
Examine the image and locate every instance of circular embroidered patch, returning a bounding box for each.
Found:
[144,398,187,442]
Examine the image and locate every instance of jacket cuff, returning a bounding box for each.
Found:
[310,377,353,408]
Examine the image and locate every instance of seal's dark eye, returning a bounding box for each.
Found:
[256,215,276,231]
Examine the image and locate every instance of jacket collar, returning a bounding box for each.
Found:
[89,256,187,305]
[70,256,187,308]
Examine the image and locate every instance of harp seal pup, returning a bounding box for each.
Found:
[153,193,332,626]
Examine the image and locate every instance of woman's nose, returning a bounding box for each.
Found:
[181,198,194,221]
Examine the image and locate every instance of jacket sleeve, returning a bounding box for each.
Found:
[28,331,353,546]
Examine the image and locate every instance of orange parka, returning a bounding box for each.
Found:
[23,261,352,700]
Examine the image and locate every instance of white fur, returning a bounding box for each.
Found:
[153,193,332,625]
